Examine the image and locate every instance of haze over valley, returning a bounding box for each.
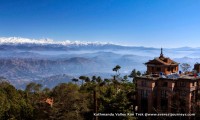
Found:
[0,37,199,89]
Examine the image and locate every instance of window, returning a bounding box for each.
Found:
[157,67,161,71]
[141,90,148,98]
[141,98,148,112]
[154,90,158,97]
[167,67,170,71]
[192,82,196,86]
[180,82,186,87]
[162,82,168,87]
[141,81,147,87]
[161,98,168,111]
[161,90,167,98]
[155,82,158,87]
[152,67,154,71]
[181,91,187,96]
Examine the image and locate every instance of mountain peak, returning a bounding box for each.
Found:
[0,37,111,46]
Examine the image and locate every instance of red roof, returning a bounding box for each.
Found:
[145,56,179,65]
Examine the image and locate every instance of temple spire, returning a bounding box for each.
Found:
[160,47,164,57]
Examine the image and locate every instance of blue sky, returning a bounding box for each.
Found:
[0,0,200,48]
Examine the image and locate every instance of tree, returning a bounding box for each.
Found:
[129,69,137,78]
[122,75,128,83]
[96,76,102,83]
[0,81,34,120]
[129,69,139,83]
[91,76,97,83]
[42,87,50,94]
[112,65,121,76]
[112,65,121,82]
[25,82,42,93]
[136,71,141,76]
[79,76,87,85]
[85,77,91,83]
[104,79,110,85]
[51,83,89,120]
[97,80,136,120]
[34,84,42,93]
[72,78,79,84]
[180,63,191,72]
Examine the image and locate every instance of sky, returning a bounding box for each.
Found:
[0,0,200,48]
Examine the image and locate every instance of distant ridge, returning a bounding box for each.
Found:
[1,37,198,50]
[1,37,200,89]
[0,37,111,46]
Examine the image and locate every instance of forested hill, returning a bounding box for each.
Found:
[0,74,137,120]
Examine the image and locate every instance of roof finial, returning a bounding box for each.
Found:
[160,47,163,57]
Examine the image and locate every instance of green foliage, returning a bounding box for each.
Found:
[113,65,121,76]
[72,78,79,84]
[96,76,102,83]
[48,83,90,120]
[25,82,42,93]
[129,69,141,82]
[79,76,88,85]
[0,67,137,120]
[0,81,34,120]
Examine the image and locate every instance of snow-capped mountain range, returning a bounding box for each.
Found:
[0,37,111,46]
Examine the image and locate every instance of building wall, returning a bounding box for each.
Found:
[194,64,200,73]
[147,65,178,75]
[136,77,200,114]
[136,78,155,113]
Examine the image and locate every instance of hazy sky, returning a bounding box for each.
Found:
[0,0,200,48]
